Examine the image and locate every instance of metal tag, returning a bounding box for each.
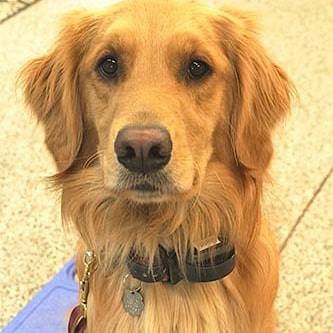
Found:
[122,288,144,317]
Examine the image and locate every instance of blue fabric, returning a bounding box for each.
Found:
[2,259,78,333]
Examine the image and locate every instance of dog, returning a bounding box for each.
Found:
[20,0,293,332]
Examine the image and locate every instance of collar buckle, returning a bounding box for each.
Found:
[160,248,183,284]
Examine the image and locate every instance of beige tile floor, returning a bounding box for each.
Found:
[0,0,41,24]
[0,0,332,332]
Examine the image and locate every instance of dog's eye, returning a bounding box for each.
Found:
[97,56,119,79]
[188,60,211,80]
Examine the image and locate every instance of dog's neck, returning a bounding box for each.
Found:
[64,164,260,277]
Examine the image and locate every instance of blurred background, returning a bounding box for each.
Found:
[0,0,332,332]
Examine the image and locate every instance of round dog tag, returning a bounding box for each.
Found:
[122,288,144,316]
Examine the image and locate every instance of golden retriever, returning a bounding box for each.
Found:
[20,0,293,332]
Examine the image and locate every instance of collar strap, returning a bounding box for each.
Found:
[127,241,235,284]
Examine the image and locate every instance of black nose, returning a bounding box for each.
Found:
[114,126,172,174]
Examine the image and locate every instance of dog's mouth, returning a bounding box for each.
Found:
[132,182,158,192]
[113,171,176,202]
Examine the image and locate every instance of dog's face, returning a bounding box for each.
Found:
[21,0,291,204]
[83,1,232,203]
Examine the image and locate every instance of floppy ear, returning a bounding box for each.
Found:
[19,11,98,172]
[217,9,293,176]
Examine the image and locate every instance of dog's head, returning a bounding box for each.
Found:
[20,0,292,205]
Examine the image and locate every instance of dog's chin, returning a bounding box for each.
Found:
[127,189,170,204]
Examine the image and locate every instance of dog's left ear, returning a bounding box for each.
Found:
[216,9,294,176]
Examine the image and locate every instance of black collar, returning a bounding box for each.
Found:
[127,239,235,285]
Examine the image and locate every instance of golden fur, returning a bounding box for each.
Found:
[20,0,293,332]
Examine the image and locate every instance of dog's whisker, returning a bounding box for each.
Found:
[189,161,202,210]
[83,150,104,169]
[212,171,227,191]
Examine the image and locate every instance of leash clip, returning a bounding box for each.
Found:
[79,251,96,318]
[68,251,96,333]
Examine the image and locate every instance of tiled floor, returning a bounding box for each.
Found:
[0,0,332,332]
[0,0,41,24]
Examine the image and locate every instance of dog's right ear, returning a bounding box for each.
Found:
[19,11,98,172]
